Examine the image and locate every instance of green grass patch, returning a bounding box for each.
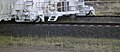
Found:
[0,36,120,51]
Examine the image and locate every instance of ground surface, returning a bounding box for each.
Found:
[0,46,76,52]
[0,37,120,52]
[0,24,120,52]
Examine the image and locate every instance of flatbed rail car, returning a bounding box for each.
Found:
[0,0,95,22]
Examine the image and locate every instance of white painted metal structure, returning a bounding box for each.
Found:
[0,0,95,22]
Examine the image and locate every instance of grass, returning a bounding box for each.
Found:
[0,36,120,51]
[86,1,120,15]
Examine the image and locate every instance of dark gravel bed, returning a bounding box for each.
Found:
[0,24,120,39]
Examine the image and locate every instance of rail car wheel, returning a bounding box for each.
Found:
[86,11,94,16]
[34,17,41,23]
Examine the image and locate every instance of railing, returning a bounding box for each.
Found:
[36,2,69,12]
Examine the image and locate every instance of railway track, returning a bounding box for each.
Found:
[76,15,120,17]
[38,23,120,27]
[0,16,120,27]
[0,22,120,27]
[0,15,120,23]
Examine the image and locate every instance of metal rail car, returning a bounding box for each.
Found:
[0,0,95,22]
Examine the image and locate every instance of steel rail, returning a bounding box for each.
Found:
[0,16,120,24]
[0,21,120,25]
[76,16,120,17]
